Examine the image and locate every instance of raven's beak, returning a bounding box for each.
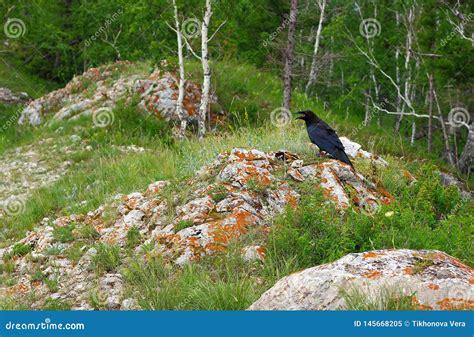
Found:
[295,111,305,120]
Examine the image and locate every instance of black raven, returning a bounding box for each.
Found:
[296,110,353,168]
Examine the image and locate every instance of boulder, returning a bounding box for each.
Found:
[0,87,29,105]
[248,249,474,310]
[18,61,220,127]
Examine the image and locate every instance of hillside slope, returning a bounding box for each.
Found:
[0,61,472,310]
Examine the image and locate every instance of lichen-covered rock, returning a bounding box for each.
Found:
[0,146,395,309]
[0,87,29,105]
[18,61,221,128]
[134,70,219,124]
[288,158,392,212]
[248,249,474,310]
[340,137,388,166]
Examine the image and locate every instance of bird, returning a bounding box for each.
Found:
[295,110,354,168]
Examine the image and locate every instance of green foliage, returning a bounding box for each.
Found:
[3,243,32,261]
[123,253,264,310]
[92,243,121,274]
[44,277,59,293]
[174,220,195,232]
[53,224,76,243]
[77,224,100,242]
[65,242,87,264]
[43,298,72,310]
[342,286,417,310]
[265,163,473,278]
[126,226,142,248]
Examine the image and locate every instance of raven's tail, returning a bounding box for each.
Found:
[335,149,354,168]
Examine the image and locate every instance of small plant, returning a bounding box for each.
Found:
[11,243,32,257]
[174,220,195,232]
[46,246,63,256]
[3,243,33,261]
[92,243,121,274]
[89,288,108,310]
[44,277,59,293]
[31,270,45,282]
[246,177,268,195]
[53,224,76,243]
[210,185,228,203]
[43,298,72,310]
[0,261,15,274]
[126,226,142,248]
[65,242,86,263]
[77,224,100,242]
[413,258,435,274]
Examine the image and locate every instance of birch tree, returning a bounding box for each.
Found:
[197,0,213,138]
[305,0,326,94]
[282,0,298,111]
[171,0,187,139]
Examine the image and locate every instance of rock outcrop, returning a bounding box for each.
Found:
[18,61,219,127]
[0,145,395,309]
[0,87,29,105]
[249,249,474,310]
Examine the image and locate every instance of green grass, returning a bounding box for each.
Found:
[53,224,76,243]
[0,57,57,98]
[342,286,417,310]
[91,243,121,274]
[0,59,472,310]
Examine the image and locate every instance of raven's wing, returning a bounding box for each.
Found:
[307,122,345,153]
[307,122,353,167]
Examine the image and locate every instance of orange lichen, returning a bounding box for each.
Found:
[287,194,298,208]
[403,266,414,275]
[437,298,474,310]
[363,251,385,259]
[256,246,266,259]
[363,270,382,279]
[411,296,433,310]
[7,282,29,295]
[427,283,440,290]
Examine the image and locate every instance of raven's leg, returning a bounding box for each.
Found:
[318,150,329,158]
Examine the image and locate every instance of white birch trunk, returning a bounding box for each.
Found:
[172,0,187,139]
[198,0,212,138]
[305,0,326,94]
